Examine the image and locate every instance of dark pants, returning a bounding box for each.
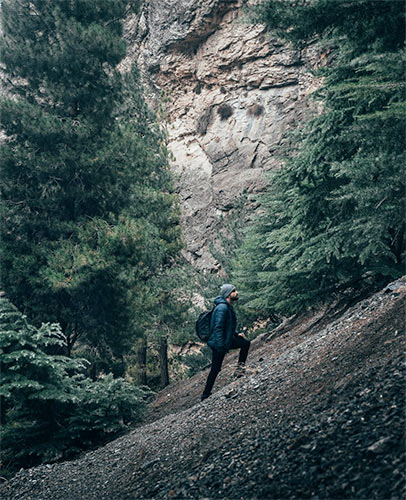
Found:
[202,335,250,398]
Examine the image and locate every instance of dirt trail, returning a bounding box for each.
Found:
[1,279,405,500]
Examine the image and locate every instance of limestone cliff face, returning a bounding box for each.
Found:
[123,0,323,270]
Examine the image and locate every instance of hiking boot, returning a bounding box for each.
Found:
[201,392,211,401]
[234,363,255,378]
[234,362,246,378]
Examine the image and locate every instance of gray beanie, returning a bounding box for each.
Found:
[220,284,236,299]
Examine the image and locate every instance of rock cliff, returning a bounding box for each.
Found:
[121,0,324,270]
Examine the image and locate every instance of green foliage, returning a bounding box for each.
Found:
[182,345,212,378]
[133,263,196,388]
[0,296,149,477]
[62,373,151,452]
[201,194,259,328]
[0,0,182,369]
[148,268,195,343]
[237,0,405,316]
[251,0,404,54]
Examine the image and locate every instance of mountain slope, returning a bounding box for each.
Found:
[1,279,405,500]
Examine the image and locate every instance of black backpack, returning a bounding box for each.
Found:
[195,307,215,342]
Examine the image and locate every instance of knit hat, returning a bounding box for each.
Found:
[220,284,236,299]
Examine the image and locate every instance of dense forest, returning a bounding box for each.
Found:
[234,0,405,316]
[1,0,405,479]
[0,0,191,477]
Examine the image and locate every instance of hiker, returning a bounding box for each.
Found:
[201,284,251,401]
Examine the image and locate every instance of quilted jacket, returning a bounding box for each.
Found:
[207,296,237,352]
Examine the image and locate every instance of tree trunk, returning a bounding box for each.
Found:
[136,337,147,386]
[159,337,169,388]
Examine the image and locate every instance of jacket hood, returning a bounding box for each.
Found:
[214,296,229,306]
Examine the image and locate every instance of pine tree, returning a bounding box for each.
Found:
[142,265,195,389]
[0,295,83,472]
[237,0,405,316]
[0,0,181,368]
[0,295,150,477]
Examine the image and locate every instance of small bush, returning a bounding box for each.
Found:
[63,374,151,450]
[217,103,233,120]
[247,103,265,117]
[183,346,212,377]
[0,297,151,478]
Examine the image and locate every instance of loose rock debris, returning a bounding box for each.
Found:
[1,278,405,499]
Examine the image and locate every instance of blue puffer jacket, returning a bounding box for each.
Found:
[207,296,237,352]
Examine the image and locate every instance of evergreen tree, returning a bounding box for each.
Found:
[237,0,405,316]
[122,263,196,390]
[147,266,195,388]
[0,0,181,368]
[0,295,149,477]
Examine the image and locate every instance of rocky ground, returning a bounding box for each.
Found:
[1,279,405,500]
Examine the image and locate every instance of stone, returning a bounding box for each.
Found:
[123,0,323,271]
[367,437,391,454]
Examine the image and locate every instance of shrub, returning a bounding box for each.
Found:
[183,346,212,377]
[247,103,265,117]
[62,374,151,454]
[0,296,151,477]
[217,103,233,120]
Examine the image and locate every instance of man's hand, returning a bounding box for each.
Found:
[238,333,247,339]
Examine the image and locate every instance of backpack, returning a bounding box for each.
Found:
[195,307,215,342]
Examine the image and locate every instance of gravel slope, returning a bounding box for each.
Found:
[1,279,405,500]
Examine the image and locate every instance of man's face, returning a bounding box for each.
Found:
[229,289,239,302]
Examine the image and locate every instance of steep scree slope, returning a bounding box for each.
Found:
[1,279,405,500]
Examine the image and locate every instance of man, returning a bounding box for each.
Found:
[201,284,251,401]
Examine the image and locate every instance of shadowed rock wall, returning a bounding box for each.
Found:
[122,0,323,270]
